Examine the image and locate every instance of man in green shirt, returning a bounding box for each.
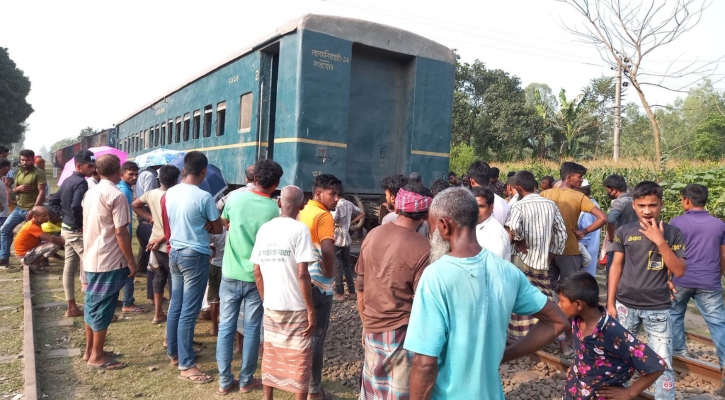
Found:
[1,149,47,267]
[215,159,283,395]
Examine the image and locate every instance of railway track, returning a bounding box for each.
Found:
[516,331,722,399]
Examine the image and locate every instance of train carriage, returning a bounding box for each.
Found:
[115,14,455,220]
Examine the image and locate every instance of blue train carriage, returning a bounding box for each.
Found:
[115,14,455,223]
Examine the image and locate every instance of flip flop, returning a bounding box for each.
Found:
[152,315,167,324]
[88,359,126,370]
[239,378,262,393]
[122,306,149,314]
[308,389,333,400]
[82,350,120,361]
[178,372,213,384]
[216,379,239,395]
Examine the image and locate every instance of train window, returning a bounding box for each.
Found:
[161,123,167,146]
[144,130,149,149]
[203,105,213,138]
[168,120,174,144]
[182,113,191,142]
[134,135,139,152]
[192,110,200,140]
[155,125,160,147]
[150,127,155,147]
[216,102,226,136]
[239,93,252,132]
[175,117,182,143]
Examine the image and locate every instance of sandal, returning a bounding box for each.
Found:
[83,350,119,361]
[178,372,213,384]
[216,379,239,395]
[122,306,149,314]
[152,315,167,324]
[307,389,333,400]
[239,378,262,393]
[88,359,126,370]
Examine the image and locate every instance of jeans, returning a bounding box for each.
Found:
[310,288,333,394]
[120,278,135,307]
[334,246,355,295]
[166,248,210,370]
[616,302,675,400]
[0,208,29,260]
[671,286,725,369]
[216,276,263,389]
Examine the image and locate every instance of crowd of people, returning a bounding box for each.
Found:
[1,143,725,399]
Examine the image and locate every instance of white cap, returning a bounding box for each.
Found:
[581,179,590,187]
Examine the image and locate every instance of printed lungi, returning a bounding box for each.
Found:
[20,242,61,266]
[262,309,312,393]
[84,267,130,332]
[361,325,413,400]
[508,263,566,341]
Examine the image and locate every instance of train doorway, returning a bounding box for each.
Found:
[257,42,280,161]
[345,44,414,194]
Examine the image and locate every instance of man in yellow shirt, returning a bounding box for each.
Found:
[297,174,341,400]
[540,161,606,357]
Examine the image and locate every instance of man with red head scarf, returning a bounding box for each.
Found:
[355,181,433,399]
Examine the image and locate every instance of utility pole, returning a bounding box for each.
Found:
[613,61,622,162]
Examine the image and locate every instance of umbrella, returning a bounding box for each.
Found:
[168,155,228,200]
[57,146,128,187]
[133,148,186,169]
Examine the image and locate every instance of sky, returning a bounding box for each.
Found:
[2,0,723,154]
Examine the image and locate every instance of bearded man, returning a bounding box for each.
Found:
[355,182,433,399]
[404,187,568,399]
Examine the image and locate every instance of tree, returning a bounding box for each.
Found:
[535,89,599,158]
[50,137,77,152]
[38,145,49,160]
[0,48,33,145]
[583,76,616,159]
[562,0,715,169]
[450,54,534,160]
[78,126,97,138]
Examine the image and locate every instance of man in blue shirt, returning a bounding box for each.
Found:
[669,184,725,395]
[165,151,223,384]
[116,161,146,314]
[404,187,568,399]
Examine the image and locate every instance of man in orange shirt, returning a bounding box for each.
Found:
[14,206,64,274]
[297,174,341,400]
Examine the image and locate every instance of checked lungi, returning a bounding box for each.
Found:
[84,267,130,332]
[507,262,566,341]
[261,309,312,393]
[360,325,413,400]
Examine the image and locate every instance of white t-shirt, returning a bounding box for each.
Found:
[475,215,512,261]
[492,194,510,227]
[251,217,316,311]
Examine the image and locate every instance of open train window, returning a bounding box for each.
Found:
[167,120,174,144]
[239,93,252,132]
[139,134,144,151]
[176,117,182,143]
[216,102,226,136]
[192,110,200,140]
[203,105,213,138]
[155,125,160,147]
[161,124,167,146]
[183,114,191,141]
[144,130,149,149]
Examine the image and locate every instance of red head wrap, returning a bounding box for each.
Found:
[395,188,433,213]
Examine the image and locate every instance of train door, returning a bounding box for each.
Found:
[345,44,414,193]
[257,43,280,160]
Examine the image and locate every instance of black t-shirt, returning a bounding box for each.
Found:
[611,221,686,310]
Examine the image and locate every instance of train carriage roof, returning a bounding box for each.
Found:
[117,14,455,125]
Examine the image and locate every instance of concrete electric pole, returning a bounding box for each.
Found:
[613,61,622,162]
